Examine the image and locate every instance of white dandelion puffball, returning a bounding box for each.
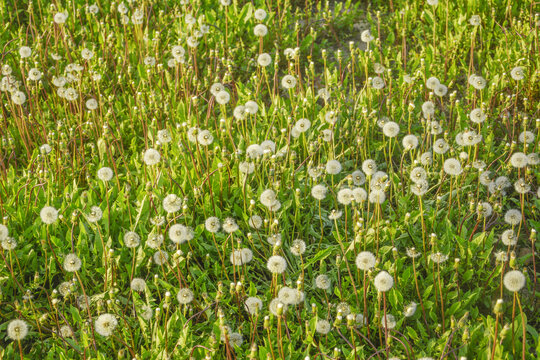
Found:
[40,206,59,225]
[254,9,267,20]
[86,98,98,110]
[0,224,9,240]
[362,159,377,176]
[157,129,172,144]
[254,24,268,37]
[7,319,29,341]
[143,148,161,165]
[361,29,374,43]
[326,159,342,175]
[503,270,526,292]
[356,251,376,271]
[381,314,396,329]
[290,239,306,256]
[19,46,32,58]
[205,217,221,233]
[86,206,103,223]
[382,121,400,137]
[130,278,146,292]
[509,152,528,168]
[281,75,297,89]
[244,297,263,315]
[374,271,394,292]
[337,189,353,205]
[504,209,522,226]
[95,314,118,337]
[153,250,169,265]
[426,76,440,89]
[54,12,68,24]
[177,288,194,304]
[63,253,82,272]
[97,167,113,182]
[267,255,287,274]
[311,184,327,200]
[257,53,272,67]
[215,90,231,105]
[260,189,277,207]
[404,302,417,317]
[295,118,311,132]
[169,224,190,244]
[443,158,462,176]
[248,215,263,229]
[402,134,418,149]
[372,76,385,89]
[510,66,524,81]
[316,319,331,334]
[12,91,27,105]
[315,274,331,290]
[163,194,182,213]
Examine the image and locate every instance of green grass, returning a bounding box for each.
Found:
[0,0,538,359]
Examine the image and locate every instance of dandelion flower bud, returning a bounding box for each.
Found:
[374,271,393,292]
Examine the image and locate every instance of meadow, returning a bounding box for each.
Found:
[0,0,538,359]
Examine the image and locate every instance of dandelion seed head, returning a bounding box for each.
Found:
[316,319,331,334]
[7,319,28,341]
[267,255,287,274]
[40,206,59,225]
[374,271,394,292]
[63,253,82,272]
[503,270,526,292]
[177,288,194,304]
[94,314,118,337]
[355,251,376,271]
